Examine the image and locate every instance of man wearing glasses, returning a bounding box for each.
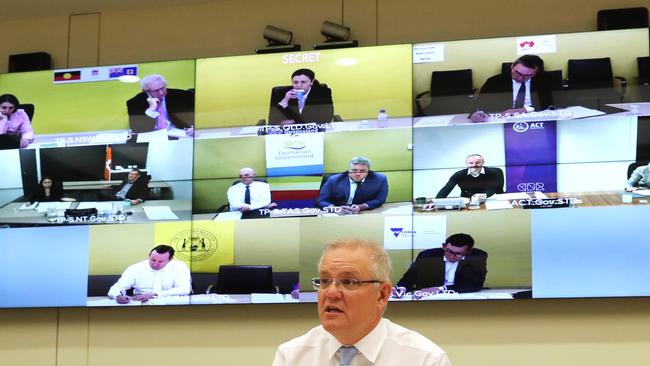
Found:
[126,74,195,135]
[315,156,389,215]
[395,233,487,296]
[273,238,452,365]
[470,54,553,122]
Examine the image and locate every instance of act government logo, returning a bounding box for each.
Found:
[283,134,307,150]
[170,228,218,262]
[517,182,545,192]
[513,122,529,133]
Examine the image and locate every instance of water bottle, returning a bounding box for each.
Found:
[377,108,388,128]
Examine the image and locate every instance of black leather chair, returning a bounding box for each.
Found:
[627,161,649,179]
[415,69,476,116]
[637,56,650,85]
[597,7,649,30]
[19,103,35,122]
[566,57,627,90]
[212,265,277,294]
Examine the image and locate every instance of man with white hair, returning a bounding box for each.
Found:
[273,238,452,365]
[126,73,195,135]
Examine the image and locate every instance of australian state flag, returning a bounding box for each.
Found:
[53,70,81,82]
[109,66,138,79]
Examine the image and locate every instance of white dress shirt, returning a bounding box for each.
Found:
[273,318,452,366]
[107,259,191,298]
[227,181,271,211]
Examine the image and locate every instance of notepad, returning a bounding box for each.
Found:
[143,206,179,220]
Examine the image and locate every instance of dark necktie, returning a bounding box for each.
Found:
[514,83,526,108]
[244,185,251,204]
[338,346,358,366]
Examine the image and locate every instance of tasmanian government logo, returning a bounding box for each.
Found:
[517,182,545,192]
[283,134,307,150]
[170,228,218,262]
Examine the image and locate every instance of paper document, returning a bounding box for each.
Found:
[214,211,243,220]
[485,200,514,210]
[143,206,179,220]
[534,191,549,199]
[564,106,606,119]
[490,192,531,200]
[36,202,72,213]
[250,293,298,304]
[136,128,168,143]
[19,202,37,210]
[414,115,456,127]
[381,203,413,215]
[634,189,650,197]
[240,126,263,135]
[167,128,188,138]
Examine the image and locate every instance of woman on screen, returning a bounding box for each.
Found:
[0,94,34,148]
[29,176,69,204]
[268,68,334,125]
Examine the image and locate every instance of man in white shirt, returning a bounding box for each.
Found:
[273,238,452,366]
[108,245,191,304]
[226,167,272,214]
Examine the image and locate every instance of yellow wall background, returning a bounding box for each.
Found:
[1,0,650,365]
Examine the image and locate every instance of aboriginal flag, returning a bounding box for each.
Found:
[53,70,81,82]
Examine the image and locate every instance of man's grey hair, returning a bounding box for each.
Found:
[349,156,371,168]
[318,238,391,282]
[140,74,167,90]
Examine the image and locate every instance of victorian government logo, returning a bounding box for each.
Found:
[390,228,404,238]
[170,228,218,262]
[513,121,529,133]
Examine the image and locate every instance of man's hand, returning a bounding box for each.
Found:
[146,97,160,111]
[502,107,527,115]
[624,186,636,192]
[115,295,131,304]
[237,204,251,212]
[471,193,487,202]
[130,199,141,205]
[132,292,156,302]
[470,110,488,123]
[184,127,194,137]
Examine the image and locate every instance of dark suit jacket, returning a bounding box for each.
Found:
[436,167,504,199]
[315,171,388,210]
[114,177,149,201]
[472,72,554,113]
[268,84,334,124]
[397,247,488,293]
[126,89,195,133]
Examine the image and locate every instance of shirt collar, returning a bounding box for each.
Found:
[324,318,386,363]
[467,167,485,176]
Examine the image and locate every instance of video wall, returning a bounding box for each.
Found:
[0,28,649,308]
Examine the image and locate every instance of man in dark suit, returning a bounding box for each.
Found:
[315,156,388,215]
[114,168,148,205]
[268,68,334,125]
[395,233,487,295]
[126,74,195,134]
[470,54,553,122]
[435,154,504,199]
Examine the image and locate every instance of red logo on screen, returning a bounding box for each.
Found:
[519,41,535,49]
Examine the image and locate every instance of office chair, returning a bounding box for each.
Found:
[19,103,35,122]
[415,69,475,116]
[597,7,649,30]
[211,265,277,294]
[566,57,626,90]
[627,161,649,179]
[86,275,122,297]
[637,56,650,85]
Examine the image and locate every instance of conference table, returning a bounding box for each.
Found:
[0,199,191,225]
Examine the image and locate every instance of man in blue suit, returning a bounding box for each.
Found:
[316,156,388,214]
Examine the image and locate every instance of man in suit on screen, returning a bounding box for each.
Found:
[315,156,388,215]
[395,233,488,296]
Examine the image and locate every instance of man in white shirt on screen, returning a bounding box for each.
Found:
[273,238,452,366]
[108,245,191,304]
[226,167,273,213]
